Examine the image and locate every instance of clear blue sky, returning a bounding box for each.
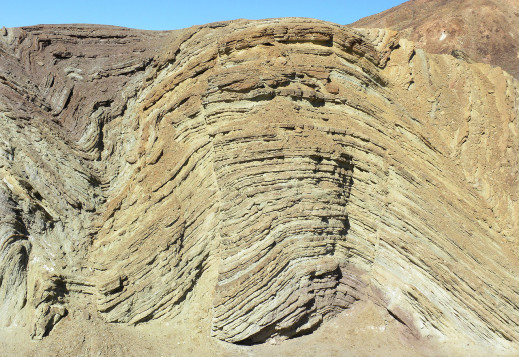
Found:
[1,0,407,30]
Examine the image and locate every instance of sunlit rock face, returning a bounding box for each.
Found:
[0,18,518,351]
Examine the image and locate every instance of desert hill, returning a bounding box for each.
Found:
[352,0,519,78]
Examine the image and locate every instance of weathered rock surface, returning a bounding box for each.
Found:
[0,18,518,353]
[352,0,519,78]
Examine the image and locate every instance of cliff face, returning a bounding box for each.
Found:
[352,0,519,78]
[0,18,518,352]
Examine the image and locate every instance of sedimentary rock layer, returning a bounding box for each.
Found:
[0,18,518,352]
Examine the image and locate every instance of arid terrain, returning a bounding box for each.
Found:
[353,0,519,78]
[0,1,519,356]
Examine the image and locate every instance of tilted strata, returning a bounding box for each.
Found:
[0,18,518,350]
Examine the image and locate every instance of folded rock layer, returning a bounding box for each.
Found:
[0,18,518,350]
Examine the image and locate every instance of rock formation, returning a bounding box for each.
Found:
[0,18,518,353]
[352,0,519,78]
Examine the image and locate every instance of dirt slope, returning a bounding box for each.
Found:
[352,0,519,78]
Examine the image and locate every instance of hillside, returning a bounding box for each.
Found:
[352,0,519,78]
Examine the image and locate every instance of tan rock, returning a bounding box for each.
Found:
[0,18,518,355]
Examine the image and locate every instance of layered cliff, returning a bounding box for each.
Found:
[0,18,518,353]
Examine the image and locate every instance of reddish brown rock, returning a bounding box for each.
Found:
[352,0,519,78]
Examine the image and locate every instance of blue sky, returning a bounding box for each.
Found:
[2,0,407,30]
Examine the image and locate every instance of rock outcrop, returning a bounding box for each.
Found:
[0,18,518,352]
[352,0,519,78]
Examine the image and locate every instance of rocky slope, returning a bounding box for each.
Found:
[352,0,519,78]
[0,18,519,354]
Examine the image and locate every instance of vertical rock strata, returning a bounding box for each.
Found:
[0,183,30,328]
[0,19,518,350]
